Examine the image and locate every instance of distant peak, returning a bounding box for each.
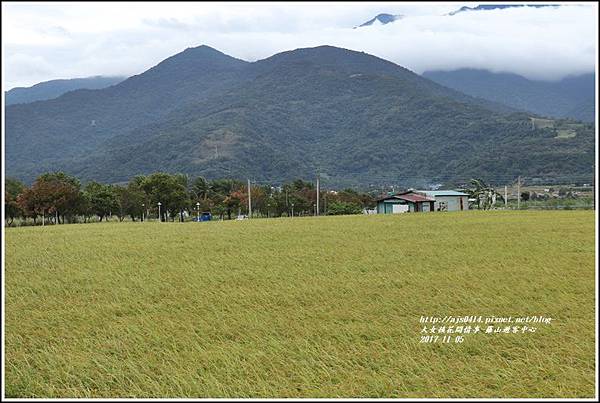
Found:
[255,45,408,76]
[117,44,248,88]
[260,45,365,63]
[356,13,403,28]
[182,44,224,54]
[159,44,248,66]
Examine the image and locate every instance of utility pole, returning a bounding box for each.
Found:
[504,185,508,209]
[247,179,252,218]
[517,176,521,210]
[316,173,320,216]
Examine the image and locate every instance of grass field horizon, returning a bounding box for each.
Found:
[4,211,596,398]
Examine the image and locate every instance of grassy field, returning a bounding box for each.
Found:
[4,211,596,398]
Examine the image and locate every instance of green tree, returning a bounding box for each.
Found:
[74,190,93,223]
[328,188,375,214]
[115,182,146,221]
[208,179,244,219]
[282,180,315,216]
[5,178,25,226]
[85,181,118,221]
[142,173,189,222]
[326,201,363,215]
[191,176,210,201]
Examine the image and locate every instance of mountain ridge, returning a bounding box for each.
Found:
[423,68,595,122]
[448,4,558,15]
[5,45,594,187]
[5,75,126,105]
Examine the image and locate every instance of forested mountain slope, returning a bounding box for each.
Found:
[423,69,595,123]
[5,45,594,187]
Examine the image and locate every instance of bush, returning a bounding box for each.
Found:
[327,201,363,215]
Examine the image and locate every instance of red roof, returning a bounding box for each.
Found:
[376,191,434,203]
[396,193,434,202]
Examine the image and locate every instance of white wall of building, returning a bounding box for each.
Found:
[433,196,468,211]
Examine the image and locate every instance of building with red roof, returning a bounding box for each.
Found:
[376,191,436,214]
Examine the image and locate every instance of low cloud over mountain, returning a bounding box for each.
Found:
[4,3,596,89]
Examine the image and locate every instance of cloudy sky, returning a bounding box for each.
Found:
[2,1,597,89]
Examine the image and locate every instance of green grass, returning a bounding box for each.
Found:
[4,211,596,398]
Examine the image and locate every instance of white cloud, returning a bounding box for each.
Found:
[2,2,597,89]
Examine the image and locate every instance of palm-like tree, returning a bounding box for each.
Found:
[192,176,210,201]
[464,179,505,210]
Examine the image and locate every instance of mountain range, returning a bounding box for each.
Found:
[448,4,558,16]
[5,76,125,105]
[423,69,595,123]
[5,45,595,187]
[356,4,560,27]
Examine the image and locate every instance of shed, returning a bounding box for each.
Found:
[418,190,469,211]
[376,191,435,214]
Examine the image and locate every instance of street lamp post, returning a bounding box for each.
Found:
[142,203,145,222]
[196,202,200,221]
[157,202,162,222]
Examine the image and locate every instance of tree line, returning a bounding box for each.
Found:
[5,172,377,226]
